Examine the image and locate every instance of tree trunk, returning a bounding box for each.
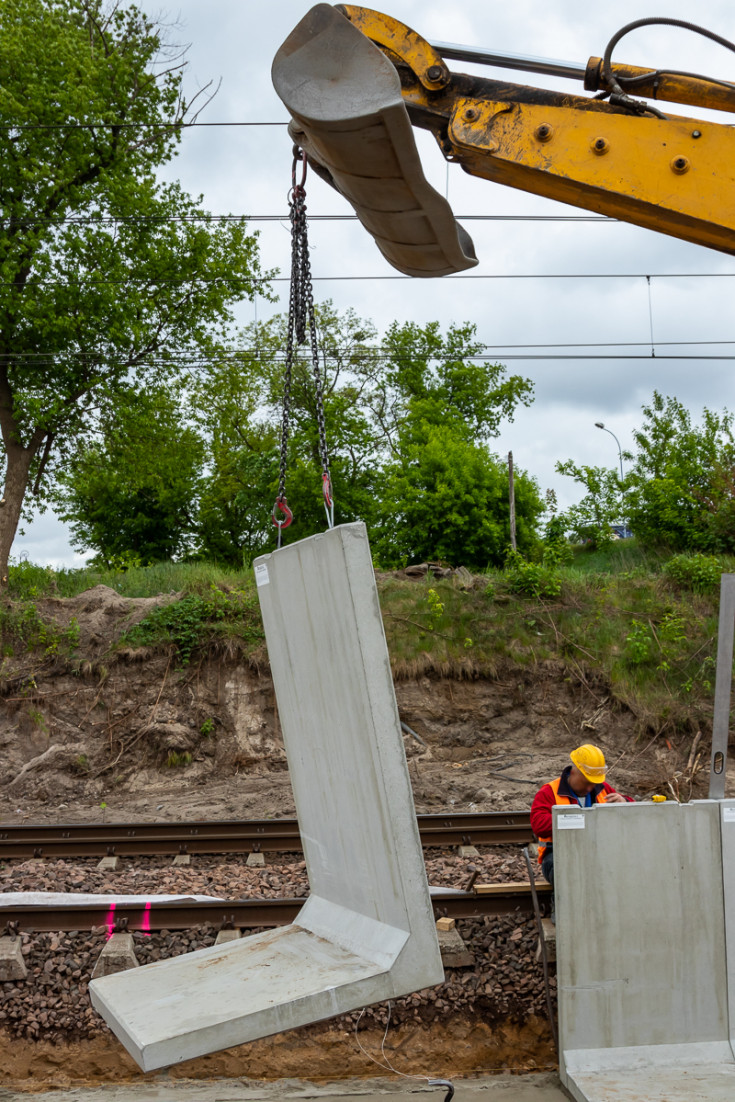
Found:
[0,441,36,584]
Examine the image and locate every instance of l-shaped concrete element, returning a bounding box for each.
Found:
[90,523,443,1070]
[554,798,735,1101]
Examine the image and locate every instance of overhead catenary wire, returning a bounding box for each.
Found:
[4,213,617,226]
[1,339,734,363]
[0,121,290,129]
[1,353,732,366]
[3,271,735,288]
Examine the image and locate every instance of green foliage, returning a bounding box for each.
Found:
[118,584,263,664]
[543,514,573,565]
[369,320,540,567]
[181,305,540,569]
[188,303,383,562]
[10,558,260,600]
[0,0,269,574]
[166,751,193,768]
[682,655,716,695]
[568,537,658,576]
[663,552,723,593]
[374,319,534,445]
[624,612,687,673]
[504,550,562,599]
[624,619,656,666]
[372,428,544,568]
[425,588,445,630]
[56,385,204,566]
[0,551,725,740]
[7,559,57,600]
[625,393,735,553]
[555,461,622,548]
[559,394,735,558]
[0,598,79,655]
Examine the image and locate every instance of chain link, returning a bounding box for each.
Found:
[273,148,334,545]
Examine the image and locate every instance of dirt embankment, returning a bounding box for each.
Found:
[0,584,689,825]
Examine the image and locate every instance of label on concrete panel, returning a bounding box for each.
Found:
[557,814,585,830]
[254,563,270,588]
[723,807,735,822]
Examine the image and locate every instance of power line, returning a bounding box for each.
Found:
[4,213,615,227]
[1,352,732,366]
[2,339,733,362]
[0,121,289,130]
[3,271,734,288]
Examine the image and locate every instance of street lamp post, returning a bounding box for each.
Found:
[595,422,624,480]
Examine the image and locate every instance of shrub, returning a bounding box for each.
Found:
[118,584,263,664]
[504,550,561,599]
[7,559,57,599]
[663,553,723,593]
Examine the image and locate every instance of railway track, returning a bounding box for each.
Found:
[0,812,546,933]
[0,882,550,933]
[0,811,533,859]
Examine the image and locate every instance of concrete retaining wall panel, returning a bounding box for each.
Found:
[90,523,442,1071]
[555,801,727,1054]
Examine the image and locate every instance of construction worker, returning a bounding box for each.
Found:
[531,744,633,895]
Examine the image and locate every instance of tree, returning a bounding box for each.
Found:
[0,0,269,577]
[200,303,384,554]
[59,304,540,567]
[554,460,622,549]
[239,311,538,563]
[371,426,544,568]
[557,393,735,553]
[367,319,533,452]
[189,355,279,565]
[624,393,735,552]
[54,385,203,565]
[366,320,539,566]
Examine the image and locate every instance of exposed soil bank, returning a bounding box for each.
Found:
[0,1018,556,1093]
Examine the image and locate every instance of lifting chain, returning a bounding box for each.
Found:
[272,147,334,548]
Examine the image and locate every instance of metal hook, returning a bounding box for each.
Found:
[292,146,307,190]
[322,473,334,529]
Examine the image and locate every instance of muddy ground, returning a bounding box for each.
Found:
[0,585,722,1092]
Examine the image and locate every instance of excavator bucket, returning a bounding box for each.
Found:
[272,4,477,277]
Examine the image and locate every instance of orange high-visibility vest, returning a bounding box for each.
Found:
[537,775,608,863]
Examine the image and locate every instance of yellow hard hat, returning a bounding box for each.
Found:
[570,744,607,783]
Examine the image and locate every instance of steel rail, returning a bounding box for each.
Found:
[0,812,534,859]
[0,883,550,933]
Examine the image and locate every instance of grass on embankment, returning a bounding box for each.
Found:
[3,542,731,738]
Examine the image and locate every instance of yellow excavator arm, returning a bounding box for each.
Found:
[272,4,735,276]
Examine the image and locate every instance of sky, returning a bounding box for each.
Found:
[15,0,735,565]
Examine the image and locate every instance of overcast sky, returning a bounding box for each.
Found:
[17,0,735,565]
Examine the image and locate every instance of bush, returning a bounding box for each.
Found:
[7,559,57,599]
[118,584,263,664]
[663,553,723,593]
[504,550,562,599]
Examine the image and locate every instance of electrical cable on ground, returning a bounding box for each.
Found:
[353,1002,454,1100]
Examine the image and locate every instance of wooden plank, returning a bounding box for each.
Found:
[474,880,551,895]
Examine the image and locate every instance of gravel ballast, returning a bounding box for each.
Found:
[0,850,554,1044]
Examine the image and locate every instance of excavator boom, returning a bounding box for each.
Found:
[272,4,735,275]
